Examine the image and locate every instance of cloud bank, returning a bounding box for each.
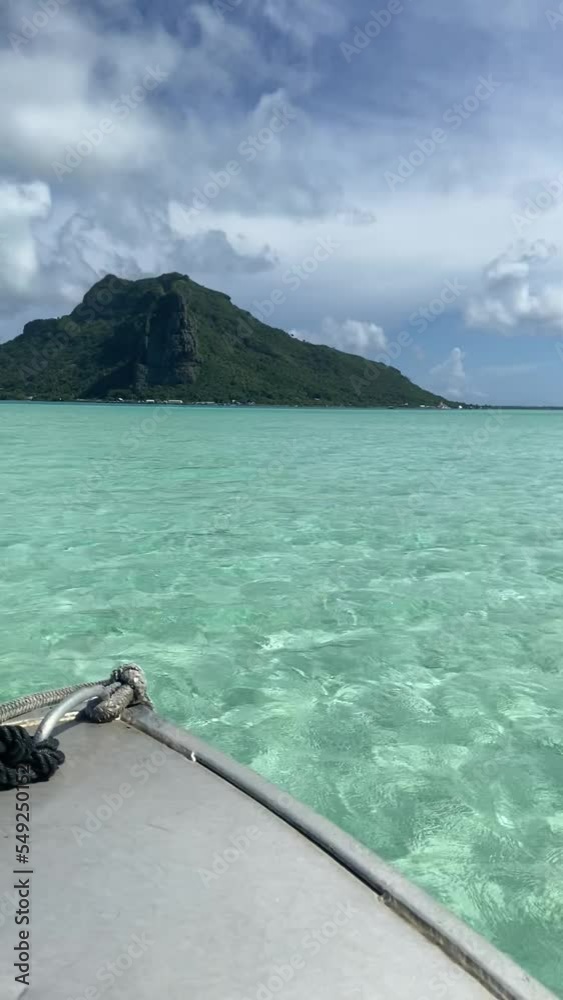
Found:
[0,0,562,402]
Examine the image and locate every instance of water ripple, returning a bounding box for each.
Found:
[1,403,562,995]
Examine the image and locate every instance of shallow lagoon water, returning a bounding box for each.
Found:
[1,402,562,994]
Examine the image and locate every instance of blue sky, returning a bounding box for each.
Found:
[1,0,563,403]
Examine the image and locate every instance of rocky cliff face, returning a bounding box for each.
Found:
[140,291,201,388]
[0,271,455,406]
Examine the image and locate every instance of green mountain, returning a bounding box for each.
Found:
[0,272,454,407]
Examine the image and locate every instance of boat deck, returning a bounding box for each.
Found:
[0,706,556,999]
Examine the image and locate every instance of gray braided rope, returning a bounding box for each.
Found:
[0,665,152,725]
[0,680,108,724]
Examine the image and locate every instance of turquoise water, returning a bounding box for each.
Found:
[1,402,562,994]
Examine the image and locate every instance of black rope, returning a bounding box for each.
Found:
[0,725,65,790]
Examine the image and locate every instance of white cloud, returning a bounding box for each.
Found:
[0,180,51,294]
[260,0,346,47]
[0,0,560,412]
[0,2,541,330]
[293,317,388,357]
[430,347,467,398]
[0,14,179,179]
[466,242,563,333]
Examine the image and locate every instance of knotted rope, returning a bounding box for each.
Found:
[0,663,151,789]
[82,664,151,723]
[0,725,64,788]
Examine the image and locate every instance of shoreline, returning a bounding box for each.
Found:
[1,399,561,410]
[0,398,476,410]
